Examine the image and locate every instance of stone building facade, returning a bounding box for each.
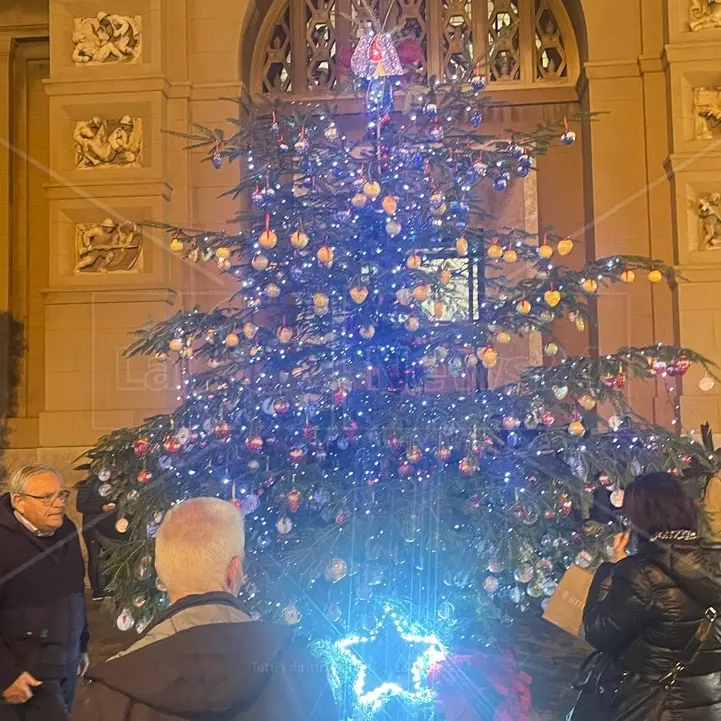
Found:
[1,0,721,487]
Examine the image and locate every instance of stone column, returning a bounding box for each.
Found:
[40,0,189,454]
[0,36,14,317]
[0,36,15,437]
[581,0,678,426]
[665,0,721,435]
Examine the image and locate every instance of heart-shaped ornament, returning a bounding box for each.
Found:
[552,385,569,400]
[544,290,561,307]
[350,286,369,304]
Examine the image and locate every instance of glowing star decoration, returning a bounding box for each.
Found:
[330,606,446,717]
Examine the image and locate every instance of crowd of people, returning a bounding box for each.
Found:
[3,463,721,720]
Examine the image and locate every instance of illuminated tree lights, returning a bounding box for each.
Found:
[80,25,721,720]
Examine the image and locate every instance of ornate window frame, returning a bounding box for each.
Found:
[249,0,581,105]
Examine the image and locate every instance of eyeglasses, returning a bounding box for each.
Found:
[17,490,71,506]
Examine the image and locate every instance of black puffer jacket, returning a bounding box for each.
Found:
[583,534,721,721]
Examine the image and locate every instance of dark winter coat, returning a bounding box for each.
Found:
[75,478,123,541]
[0,494,87,691]
[75,592,337,721]
[583,534,721,721]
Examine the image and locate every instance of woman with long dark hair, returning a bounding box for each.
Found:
[579,472,721,721]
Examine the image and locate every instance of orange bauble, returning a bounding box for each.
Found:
[557,238,574,256]
[350,285,369,304]
[290,231,309,249]
[259,230,277,249]
[277,326,294,343]
[538,244,553,259]
[487,243,503,260]
[317,246,334,265]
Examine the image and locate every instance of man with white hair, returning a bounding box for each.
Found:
[76,497,336,721]
[0,464,88,720]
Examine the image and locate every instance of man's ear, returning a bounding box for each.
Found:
[227,555,245,595]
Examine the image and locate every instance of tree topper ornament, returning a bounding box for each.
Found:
[351,30,404,79]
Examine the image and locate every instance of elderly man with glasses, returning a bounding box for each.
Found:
[0,464,88,720]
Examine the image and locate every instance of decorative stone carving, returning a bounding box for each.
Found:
[698,193,721,250]
[694,88,721,139]
[690,0,721,31]
[74,117,142,168]
[72,14,141,64]
[74,219,142,273]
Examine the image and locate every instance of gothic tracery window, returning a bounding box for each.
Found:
[251,0,579,98]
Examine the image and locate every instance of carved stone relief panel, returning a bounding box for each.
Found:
[74,117,142,168]
[74,219,143,273]
[690,0,721,31]
[694,88,721,139]
[697,193,721,250]
[72,14,141,65]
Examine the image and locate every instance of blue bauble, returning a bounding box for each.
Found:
[271,121,281,138]
[508,143,525,159]
[412,152,424,169]
[561,130,577,145]
[261,186,276,202]
[300,158,313,174]
[429,125,445,142]
[471,111,483,127]
[471,160,489,178]
[211,152,222,169]
[517,156,532,177]
[251,190,265,207]
[507,431,521,447]
[493,172,510,191]
[471,74,486,91]
[423,102,438,118]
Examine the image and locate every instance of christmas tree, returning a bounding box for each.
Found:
[82,17,719,719]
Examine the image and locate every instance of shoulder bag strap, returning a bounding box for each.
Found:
[646,558,718,689]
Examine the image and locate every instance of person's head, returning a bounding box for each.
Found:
[624,472,698,538]
[101,217,116,231]
[8,464,69,533]
[155,498,245,603]
[119,116,133,130]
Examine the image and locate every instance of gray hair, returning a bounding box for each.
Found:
[7,464,63,495]
[155,497,245,598]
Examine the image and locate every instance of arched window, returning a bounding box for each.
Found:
[251,0,580,99]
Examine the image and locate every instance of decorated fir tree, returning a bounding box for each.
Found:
[81,17,719,719]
